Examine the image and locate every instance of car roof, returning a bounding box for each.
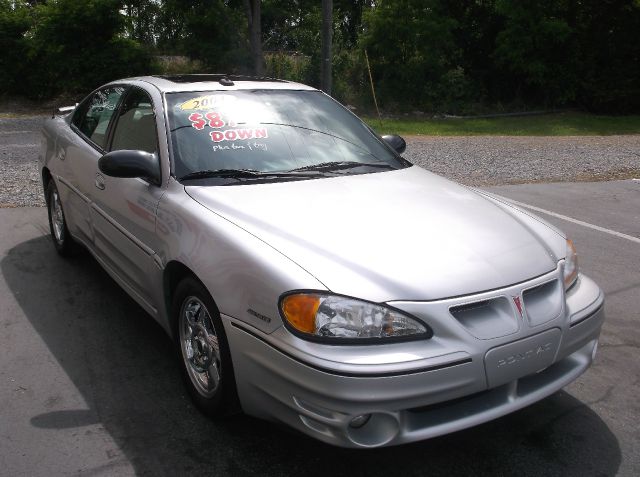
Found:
[124,74,318,93]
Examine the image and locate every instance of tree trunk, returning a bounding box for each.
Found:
[244,0,264,76]
[321,0,333,94]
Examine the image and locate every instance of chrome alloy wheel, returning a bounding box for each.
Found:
[50,189,65,244]
[179,296,222,398]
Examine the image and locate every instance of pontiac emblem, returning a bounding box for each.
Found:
[513,296,524,318]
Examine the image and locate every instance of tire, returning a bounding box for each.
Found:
[46,180,77,256]
[173,277,239,418]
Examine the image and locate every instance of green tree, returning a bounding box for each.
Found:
[178,0,250,73]
[3,0,638,112]
[492,0,579,106]
[574,0,640,112]
[25,0,150,97]
[439,0,501,105]
[122,0,162,47]
[0,0,31,94]
[155,0,189,54]
[361,0,464,111]
[152,0,250,73]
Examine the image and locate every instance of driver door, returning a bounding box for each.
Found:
[89,87,164,315]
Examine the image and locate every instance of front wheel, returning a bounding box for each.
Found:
[173,277,239,418]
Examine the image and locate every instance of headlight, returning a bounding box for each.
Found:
[564,239,579,289]
[279,292,431,343]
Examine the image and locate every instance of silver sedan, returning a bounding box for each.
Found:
[40,75,604,448]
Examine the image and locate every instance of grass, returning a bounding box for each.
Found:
[365,112,640,136]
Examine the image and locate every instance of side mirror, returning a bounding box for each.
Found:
[99,150,160,185]
[382,134,406,154]
[53,104,77,118]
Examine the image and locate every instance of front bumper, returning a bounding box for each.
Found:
[224,272,604,448]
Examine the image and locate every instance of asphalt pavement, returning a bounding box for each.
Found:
[0,179,638,476]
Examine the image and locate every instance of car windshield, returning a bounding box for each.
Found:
[165,89,407,182]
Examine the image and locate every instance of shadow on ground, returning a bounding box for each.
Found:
[1,235,621,476]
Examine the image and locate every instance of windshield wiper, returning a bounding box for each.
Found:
[289,161,395,173]
[178,168,320,181]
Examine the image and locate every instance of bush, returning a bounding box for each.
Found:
[152,56,204,75]
[265,52,310,83]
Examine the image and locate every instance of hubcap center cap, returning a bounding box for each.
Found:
[190,325,212,370]
[180,297,221,397]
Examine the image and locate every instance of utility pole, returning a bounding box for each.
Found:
[321,0,333,94]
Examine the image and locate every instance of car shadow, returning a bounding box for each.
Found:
[1,235,621,476]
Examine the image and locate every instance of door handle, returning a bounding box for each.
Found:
[95,174,105,190]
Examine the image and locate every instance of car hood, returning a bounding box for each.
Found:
[186,166,561,302]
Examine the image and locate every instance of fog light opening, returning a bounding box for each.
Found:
[349,414,372,429]
[346,412,400,447]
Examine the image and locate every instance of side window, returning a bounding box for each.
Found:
[72,86,126,149]
[110,88,158,154]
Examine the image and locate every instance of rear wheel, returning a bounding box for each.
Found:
[46,180,76,256]
[173,277,239,417]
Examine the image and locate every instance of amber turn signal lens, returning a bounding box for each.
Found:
[564,238,578,289]
[281,294,321,333]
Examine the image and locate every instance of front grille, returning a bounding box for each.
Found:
[522,279,562,327]
[450,297,518,339]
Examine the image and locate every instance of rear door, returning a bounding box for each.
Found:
[89,86,164,314]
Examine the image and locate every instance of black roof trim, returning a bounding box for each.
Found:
[154,74,288,84]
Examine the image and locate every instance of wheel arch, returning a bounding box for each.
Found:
[163,260,215,336]
[163,259,242,414]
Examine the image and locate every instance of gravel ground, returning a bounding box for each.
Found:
[1,116,639,207]
[404,135,640,186]
[0,117,46,207]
